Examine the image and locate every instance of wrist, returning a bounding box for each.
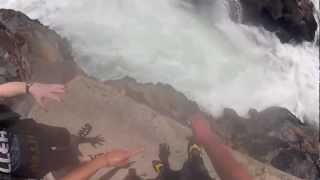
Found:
[91,157,108,170]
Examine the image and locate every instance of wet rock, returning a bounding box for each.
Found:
[218,106,320,179]
[238,0,318,43]
[246,106,303,135]
[227,0,243,23]
[271,149,319,180]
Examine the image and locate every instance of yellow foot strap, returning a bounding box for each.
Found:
[154,163,164,174]
[189,144,202,154]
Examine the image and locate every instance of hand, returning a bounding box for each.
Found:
[29,83,65,107]
[87,135,105,148]
[191,114,216,145]
[98,148,144,167]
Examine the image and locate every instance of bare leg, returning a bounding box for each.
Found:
[152,143,180,180]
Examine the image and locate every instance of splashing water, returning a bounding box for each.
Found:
[2,0,319,123]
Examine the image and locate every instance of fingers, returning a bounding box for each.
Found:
[36,96,48,111]
[117,159,130,167]
[46,93,62,102]
[35,96,45,108]
[128,148,144,158]
[50,84,65,94]
[50,84,65,89]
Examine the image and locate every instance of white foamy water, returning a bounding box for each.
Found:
[1,0,319,123]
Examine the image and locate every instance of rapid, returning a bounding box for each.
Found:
[2,0,319,123]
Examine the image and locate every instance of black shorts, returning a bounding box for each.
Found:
[11,120,79,178]
[35,123,79,174]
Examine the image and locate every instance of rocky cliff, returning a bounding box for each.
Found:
[31,76,305,180]
[0,8,82,114]
[0,9,81,83]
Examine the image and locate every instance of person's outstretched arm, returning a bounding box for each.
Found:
[62,148,143,180]
[192,114,253,180]
[0,82,65,107]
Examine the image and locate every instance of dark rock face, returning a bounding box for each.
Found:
[239,0,318,43]
[217,107,319,180]
[0,20,30,83]
[0,9,82,83]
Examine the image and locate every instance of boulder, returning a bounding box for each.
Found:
[218,107,320,180]
[238,0,318,43]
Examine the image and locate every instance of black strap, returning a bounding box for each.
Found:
[0,105,20,128]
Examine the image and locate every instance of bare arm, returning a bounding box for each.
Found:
[192,115,253,180]
[62,156,108,180]
[0,82,65,107]
[202,134,253,180]
[63,149,143,180]
[0,82,28,98]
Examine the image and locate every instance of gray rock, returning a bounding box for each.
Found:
[238,0,318,43]
[218,107,319,180]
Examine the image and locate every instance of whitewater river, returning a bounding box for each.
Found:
[2,0,319,123]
